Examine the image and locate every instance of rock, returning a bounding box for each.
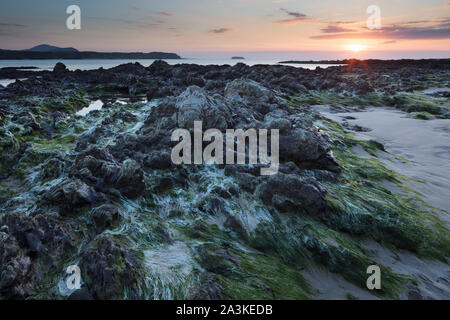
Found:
[91,204,120,232]
[39,157,65,181]
[224,167,260,192]
[224,79,282,114]
[224,79,275,103]
[176,86,232,131]
[185,76,205,87]
[0,212,43,254]
[53,62,68,76]
[43,178,105,215]
[224,215,246,237]
[256,173,327,214]
[0,128,20,177]
[264,110,292,133]
[109,62,147,75]
[201,196,226,215]
[197,245,240,276]
[0,230,32,298]
[146,82,174,100]
[143,151,172,170]
[147,60,171,75]
[68,287,93,300]
[186,272,223,300]
[115,159,145,198]
[271,194,300,212]
[279,125,340,172]
[73,147,145,198]
[16,111,40,130]
[80,234,146,299]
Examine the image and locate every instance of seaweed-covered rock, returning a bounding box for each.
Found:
[187,272,223,300]
[91,204,120,233]
[79,234,146,299]
[73,147,145,198]
[0,229,32,299]
[43,178,105,215]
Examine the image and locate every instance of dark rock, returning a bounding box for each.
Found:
[53,62,68,76]
[176,86,232,131]
[256,173,327,214]
[80,233,146,299]
[68,287,93,300]
[187,272,223,300]
[115,159,145,197]
[224,215,246,237]
[279,125,340,172]
[73,147,145,198]
[197,245,240,276]
[91,204,120,232]
[43,178,106,215]
[143,151,172,170]
[0,230,32,298]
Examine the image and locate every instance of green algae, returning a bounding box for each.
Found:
[218,251,311,299]
[291,91,387,108]
[319,119,450,261]
[390,92,449,114]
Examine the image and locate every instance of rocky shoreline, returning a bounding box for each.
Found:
[0,60,448,299]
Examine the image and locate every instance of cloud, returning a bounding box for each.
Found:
[280,8,306,18]
[383,40,397,44]
[273,8,309,24]
[310,25,450,40]
[209,28,233,34]
[320,25,356,33]
[154,11,174,17]
[0,22,27,27]
[310,19,450,40]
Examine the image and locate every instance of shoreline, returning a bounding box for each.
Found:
[0,60,448,300]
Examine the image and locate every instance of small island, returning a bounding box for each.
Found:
[231,56,245,60]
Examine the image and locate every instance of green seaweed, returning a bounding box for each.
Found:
[320,118,450,261]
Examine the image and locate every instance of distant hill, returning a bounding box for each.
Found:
[25,44,79,52]
[0,45,181,59]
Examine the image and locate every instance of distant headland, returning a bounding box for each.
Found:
[0,44,181,60]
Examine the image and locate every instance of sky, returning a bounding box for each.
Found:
[0,0,449,59]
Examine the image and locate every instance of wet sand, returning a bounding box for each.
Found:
[317,106,450,219]
[314,106,450,299]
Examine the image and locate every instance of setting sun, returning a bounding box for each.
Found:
[345,44,367,52]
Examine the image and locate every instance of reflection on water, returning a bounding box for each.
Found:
[76,99,104,116]
[0,78,27,87]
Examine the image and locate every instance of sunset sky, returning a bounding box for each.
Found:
[0,0,449,59]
